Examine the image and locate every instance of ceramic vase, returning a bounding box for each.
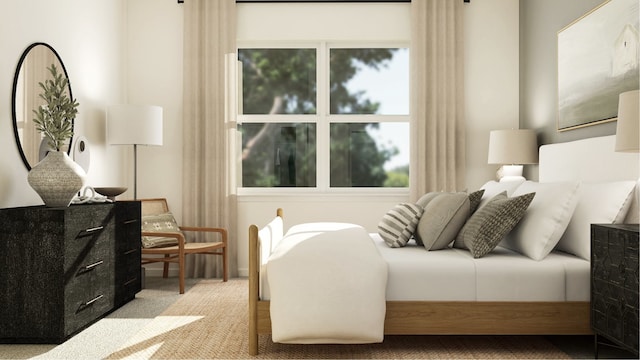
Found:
[27,151,86,207]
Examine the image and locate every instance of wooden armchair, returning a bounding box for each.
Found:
[140,198,228,294]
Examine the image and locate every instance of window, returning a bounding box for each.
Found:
[238,45,409,189]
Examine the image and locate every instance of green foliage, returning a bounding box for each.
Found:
[384,165,410,187]
[329,49,394,114]
[330,123,395,187]
[32,64,79,151]
[239,48,401,187]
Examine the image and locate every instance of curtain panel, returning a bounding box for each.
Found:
[410,0,466,200]
[182,0,238,278]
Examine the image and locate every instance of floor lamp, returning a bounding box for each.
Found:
[107,105,163,200]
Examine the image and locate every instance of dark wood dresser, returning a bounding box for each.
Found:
[591,224,639,358]
[0,201,141,343]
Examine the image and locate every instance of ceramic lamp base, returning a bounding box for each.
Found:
[498,165,525,182]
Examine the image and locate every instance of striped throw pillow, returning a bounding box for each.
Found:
[378,203,424,248]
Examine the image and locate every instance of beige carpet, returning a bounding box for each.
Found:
[107,279,571,359]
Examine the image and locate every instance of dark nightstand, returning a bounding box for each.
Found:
[591,224,639,358]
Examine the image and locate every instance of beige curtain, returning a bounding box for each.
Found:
[182,0,238,278]
[410,0,466,200]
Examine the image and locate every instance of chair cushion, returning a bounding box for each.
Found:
[141,212,182,248]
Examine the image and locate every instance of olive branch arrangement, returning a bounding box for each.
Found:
[32,64,79,152]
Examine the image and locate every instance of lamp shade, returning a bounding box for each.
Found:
[107,105,163,146]
[615,90,639,152]
[488,129,538,165]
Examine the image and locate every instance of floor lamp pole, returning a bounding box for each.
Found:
[133,144,138,200]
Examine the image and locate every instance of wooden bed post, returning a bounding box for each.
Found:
[248,224,259,356]
[249,208,283,356]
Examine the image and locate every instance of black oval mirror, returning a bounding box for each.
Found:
[11,42,75,170]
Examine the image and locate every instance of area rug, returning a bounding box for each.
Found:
[106,279,571,359]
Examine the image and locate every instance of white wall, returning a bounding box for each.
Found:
[125,0,184,209]
[0,0,127,208]
[464,0,520,190]
[0,0,519,278]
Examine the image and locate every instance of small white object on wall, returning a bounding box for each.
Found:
[73,136,91,173]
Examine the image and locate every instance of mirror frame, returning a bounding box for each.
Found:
[11,42,75,170]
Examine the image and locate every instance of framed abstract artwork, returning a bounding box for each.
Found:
[557,0,639,131]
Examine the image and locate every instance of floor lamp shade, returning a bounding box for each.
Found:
[107,105,163,199]
[107,105,163,146]
[615,90,639,152]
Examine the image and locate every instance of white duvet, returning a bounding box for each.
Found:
[267,222,388,344]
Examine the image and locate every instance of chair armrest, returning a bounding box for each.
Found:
[141,231,186,248]
[179,226,228,246]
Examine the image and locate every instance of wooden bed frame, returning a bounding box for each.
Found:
[247,209,591,356]
[248,135,640,355]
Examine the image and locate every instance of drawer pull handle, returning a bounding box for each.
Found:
[124,278,138,286]
[124,219,138,225]
[76,294,105,313]
[85,226,104,233]
[85,260,104,271]
[124,249,138,255]
[84,294,104,307]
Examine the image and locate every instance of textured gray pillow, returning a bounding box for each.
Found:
[456,192,535,258]
[468,189,485,214]
[378,203,424,248]
[450,188,486,249]
[141,212,182,248]
[415,192,470,250]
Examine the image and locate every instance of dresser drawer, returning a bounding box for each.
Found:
[115,202,141,250]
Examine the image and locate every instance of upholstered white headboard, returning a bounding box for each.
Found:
[539,135,639,222]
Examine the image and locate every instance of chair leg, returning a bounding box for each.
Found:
[179,252,185,294]
[163,255,170,278]
[223,247,228,282]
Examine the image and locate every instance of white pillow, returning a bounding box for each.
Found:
[556,181,636,260]
[478,179,525,209]
[500,181,580,260]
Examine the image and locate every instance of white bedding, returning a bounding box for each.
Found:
[263,233,590,303]
[374,234,589,301]
[266,222,387,344]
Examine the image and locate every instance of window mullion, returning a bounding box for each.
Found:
[316,42,330,191]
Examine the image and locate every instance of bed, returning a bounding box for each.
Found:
[247,135,639,355]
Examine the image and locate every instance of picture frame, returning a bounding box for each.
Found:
[557,0,639,131]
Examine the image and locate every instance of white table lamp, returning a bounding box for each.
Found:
[615,90,639,153]
[488,129,538,182]
[107,105,163,199]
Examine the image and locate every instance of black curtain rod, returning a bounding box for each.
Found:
[179,1,471,3]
